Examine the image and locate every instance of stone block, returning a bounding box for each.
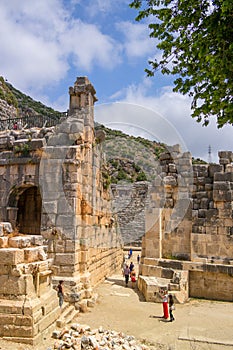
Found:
[65,240,76,252]
[213,189,232,201]
[30,235,44,246]
[24,247,39,262]
[219,157,231,165]
[226,164,233,172]
[0,275,35,296]
[38,248,47,261]
[214,172,233,182]
[29,139,45,151]
[0,135,14,150]
[56,214,74,227]
[0,314,15,326]
[43,201,57,214]
[208,165,223,177]
[0,248,24,264]
[54,253,76,266]
[0,222,13,234]
[0,237,8,248]
[8,236,31,248]
[15,315,33,326]
[163,175,177,187]
[0,325,33,338]
[218,151,233,161]
[78,299,88,313]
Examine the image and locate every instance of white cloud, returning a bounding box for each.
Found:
[116,21,155,59]
[60,20,122,71]
[0,0,122,94]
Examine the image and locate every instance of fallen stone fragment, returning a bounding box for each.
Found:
[51,324,150,350]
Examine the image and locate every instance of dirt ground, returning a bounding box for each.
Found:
[0,256,232,350]
[76,272,233,350]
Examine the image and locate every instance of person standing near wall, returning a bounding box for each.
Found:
[168,294,175,322]
[161,289,169,319]
[56,280,64,308]
[123,265,130,287]
[129,261,135,273]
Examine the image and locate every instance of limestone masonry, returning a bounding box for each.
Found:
[138,147,233,303]
[0,77,122,344]
[0,77,232,344]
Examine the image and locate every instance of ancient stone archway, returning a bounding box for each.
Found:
[8,185,42,234]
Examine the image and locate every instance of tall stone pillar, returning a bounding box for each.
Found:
[41,77,122,304]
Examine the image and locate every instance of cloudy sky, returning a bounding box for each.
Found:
[0,0,232,162]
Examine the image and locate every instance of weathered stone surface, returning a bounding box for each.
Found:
[0,248,24,264]
[0,222,13,235]
[8,236,31,248]
[0,237,8,247]
[24,247,40,262]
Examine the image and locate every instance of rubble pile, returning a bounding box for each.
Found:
[51,324,150,350]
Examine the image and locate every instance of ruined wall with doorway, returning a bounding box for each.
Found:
[0,77,123,343]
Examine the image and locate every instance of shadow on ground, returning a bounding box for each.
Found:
[105,276,146,302]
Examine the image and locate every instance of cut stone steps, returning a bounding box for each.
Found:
[56,302,79,328]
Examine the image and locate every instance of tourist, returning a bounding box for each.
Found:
[137,254,140,264]
[129,261,134,273]
[56,280,64,308]
[160,289,169,319]
[168,294,175,322]
[18,120,22,130]
[130,269,136,288]
[128,247,133,259]
[123,264,130,287]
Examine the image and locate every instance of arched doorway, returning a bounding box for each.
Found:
[8,185,42,234]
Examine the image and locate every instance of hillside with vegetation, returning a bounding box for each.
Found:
[0,76,62,120]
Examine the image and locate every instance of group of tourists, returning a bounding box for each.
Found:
[123,249,140,288]
[56,252,176,324]
[123,260,136,288]
[122,249,176,322]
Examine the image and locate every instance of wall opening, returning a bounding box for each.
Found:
[17,186,42,234]
[8,185,42,234]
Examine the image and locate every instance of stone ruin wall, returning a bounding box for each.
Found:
[0,77,123,344]
[139,146,233,303]
[107,146,232,303]
[0,75,232,342]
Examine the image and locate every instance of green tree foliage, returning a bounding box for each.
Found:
[130,0,233,127]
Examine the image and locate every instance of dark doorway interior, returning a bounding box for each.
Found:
[17,186,42,234]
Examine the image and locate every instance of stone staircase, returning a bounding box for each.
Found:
[138,258,189,304]
[56,302,79,328]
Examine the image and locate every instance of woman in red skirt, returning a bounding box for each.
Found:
[161,289,169,319]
